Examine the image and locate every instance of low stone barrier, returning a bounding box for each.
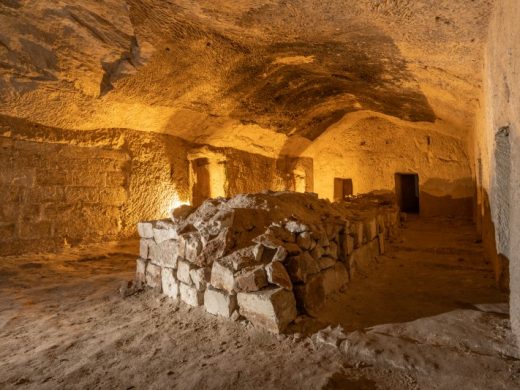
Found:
[136,191,400,333]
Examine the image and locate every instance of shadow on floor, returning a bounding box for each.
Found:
[299,217,507,333]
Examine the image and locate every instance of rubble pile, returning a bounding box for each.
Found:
[136,191,400,333]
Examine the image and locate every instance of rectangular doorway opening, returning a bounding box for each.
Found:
[334,178,353,201]
[192,158,211,207]
[395,173,419,213]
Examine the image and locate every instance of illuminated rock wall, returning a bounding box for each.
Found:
[0,116,191,255]
[302,112,474,217]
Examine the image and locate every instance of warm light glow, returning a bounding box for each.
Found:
[208,161,227,199]
[167,194,190,214]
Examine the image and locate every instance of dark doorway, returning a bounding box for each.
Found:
[395,173,419,213]
[334,178,353,201]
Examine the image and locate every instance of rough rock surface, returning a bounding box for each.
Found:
[0,0,491,142]
[237,288,297,333]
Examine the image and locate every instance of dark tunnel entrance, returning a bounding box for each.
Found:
[395,173,419,214]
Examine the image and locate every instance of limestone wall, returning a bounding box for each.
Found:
[0,116,191,255]
[473,1,520,343]
[0,116,316,256]
[301,112,474,218]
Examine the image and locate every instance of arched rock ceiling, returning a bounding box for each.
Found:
[0,0,492,144]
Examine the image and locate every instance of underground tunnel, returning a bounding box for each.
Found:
[0,1,519,389]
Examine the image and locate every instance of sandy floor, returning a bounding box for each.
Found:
[0,218,518,389]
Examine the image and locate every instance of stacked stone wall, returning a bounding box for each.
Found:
[136,192,400,333]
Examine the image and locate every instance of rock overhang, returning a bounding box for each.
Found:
[0,0,492,146]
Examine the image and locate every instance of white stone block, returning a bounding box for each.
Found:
[266,261,292,291]
[235,266,268,292]
[210,260,235,293]
[152,219,179,243]
[225,246,258,271]
[162,268,179,299]
[149,239,179,268]
[253,244,264,262]
[140,238,152,259]
[145,262,162,290]
[136,257,147,285]
[207,210,234,236]
[204,287,237,317]
[184,232,203,262]
[272,246,288,262]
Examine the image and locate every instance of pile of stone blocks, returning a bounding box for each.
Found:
[136,191,399,333]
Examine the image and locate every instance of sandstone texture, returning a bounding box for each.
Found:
[0,117,310,256]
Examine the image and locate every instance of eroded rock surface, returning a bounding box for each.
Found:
[0,1,491,141]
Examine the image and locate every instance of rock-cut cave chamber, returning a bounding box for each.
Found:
[0,1,519,388]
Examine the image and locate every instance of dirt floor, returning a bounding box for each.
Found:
[0,217,519,389]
